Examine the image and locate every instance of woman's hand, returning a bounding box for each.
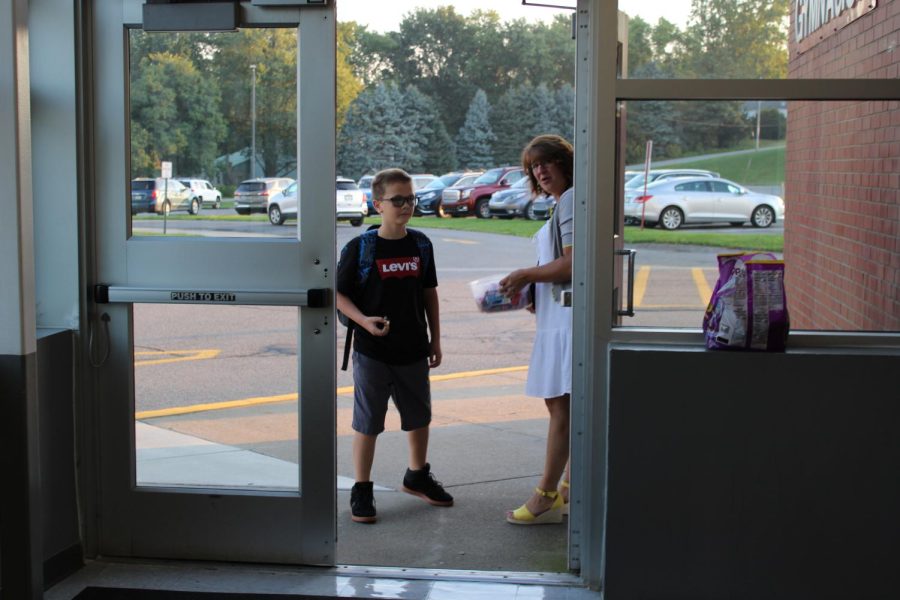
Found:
[361,315,390,336]
[499,269,530,297]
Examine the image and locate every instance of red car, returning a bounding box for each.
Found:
[440,166,526,218]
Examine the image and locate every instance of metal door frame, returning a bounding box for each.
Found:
[81,0,336,564]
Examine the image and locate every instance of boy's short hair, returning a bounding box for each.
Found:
[371,168,412,201]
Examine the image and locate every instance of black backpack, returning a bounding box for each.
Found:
[339,228,432,370]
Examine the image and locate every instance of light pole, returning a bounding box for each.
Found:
[250,64,257,178]
[755,99,762,151]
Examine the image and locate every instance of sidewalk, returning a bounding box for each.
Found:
[138,370,570,574]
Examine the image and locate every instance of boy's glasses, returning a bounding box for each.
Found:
[383,194,417,208]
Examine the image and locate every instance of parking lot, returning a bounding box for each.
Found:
[128,220,778,570]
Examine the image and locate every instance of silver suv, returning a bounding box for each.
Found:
[233,177,294,215]
[130,177,197,215]
[178,178,222,209]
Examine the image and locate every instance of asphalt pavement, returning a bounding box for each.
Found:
[139,368,569,573]
[130,219,772,574]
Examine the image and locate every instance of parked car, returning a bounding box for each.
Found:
[178,178,222,209]
[130,177,198,215]
[623,176,785,230]
[335,177,368,227]
[358,174,375,213]
[624,169,721,224]
[488,177,549,220]
[266,180,298,226]
[411,173,438,191]
[233,177,294,215]
[429,172,482,217]
[531,195,557,220]
[625,168,719,195]
[441,166,526,218]
[623,170,641,184]
[267,178,368,226]
[414,172,478,216]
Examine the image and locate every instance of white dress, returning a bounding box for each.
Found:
[524,219,573,399]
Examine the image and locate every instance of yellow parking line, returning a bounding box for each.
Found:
[692,268,713,305]
[441,238,478,245]
[135,365,529,420]
[137,393,297,419]
[429,365,527,382]
[135,349,220,367]
[633,266,650,308]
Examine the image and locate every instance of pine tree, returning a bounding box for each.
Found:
[337,83,415,180]
[528,83,557,141]
[399,85,434,174]
[551,84,575,142]
[455,89,496,170]
[403,86,457,173]
[490,84,537,167]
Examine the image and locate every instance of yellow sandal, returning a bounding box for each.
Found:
[560,480,570,517]
[506,487,564,525]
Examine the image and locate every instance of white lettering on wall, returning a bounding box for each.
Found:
[795,0,869,49]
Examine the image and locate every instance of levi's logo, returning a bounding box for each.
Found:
[376,256,420,279]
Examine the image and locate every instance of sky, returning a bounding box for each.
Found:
[335,0,695,31]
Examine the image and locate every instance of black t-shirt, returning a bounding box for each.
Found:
[337,230,438,364]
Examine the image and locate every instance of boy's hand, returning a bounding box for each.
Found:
[361,315,390,336]
[428,341,442,368]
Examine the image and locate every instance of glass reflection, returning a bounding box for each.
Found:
[618,99,899,333]
[133,303,299,490]
[128,28,299,239]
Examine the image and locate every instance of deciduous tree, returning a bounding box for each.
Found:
[130,52,225,178]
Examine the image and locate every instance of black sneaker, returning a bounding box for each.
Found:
[350,481,377,523]
[401,463,454,506]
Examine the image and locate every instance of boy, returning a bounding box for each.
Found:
[336,167,453,524]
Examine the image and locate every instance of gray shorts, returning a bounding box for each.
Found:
[351,351,432,435]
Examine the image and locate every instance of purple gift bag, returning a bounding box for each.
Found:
[703,252,789,351]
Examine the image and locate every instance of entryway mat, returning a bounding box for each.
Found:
[73,589,364,600]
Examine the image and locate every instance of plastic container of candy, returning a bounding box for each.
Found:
[469,275,530,313]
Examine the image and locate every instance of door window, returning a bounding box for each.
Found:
[128,28,299,239]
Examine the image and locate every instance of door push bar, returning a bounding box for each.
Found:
[616,248,637,317]
[93,284,330,308]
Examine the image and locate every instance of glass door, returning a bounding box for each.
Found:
[87,0,336,563]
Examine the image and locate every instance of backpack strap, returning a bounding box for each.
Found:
[341,229,379,371]
[356,228,379,285]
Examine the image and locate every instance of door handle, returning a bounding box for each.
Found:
[93,284,330,308]
[615,248,637,317]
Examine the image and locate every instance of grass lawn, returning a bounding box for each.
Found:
[374,216,784,253]
[623,226,782,252]
[133,214,783,253]
[657,145,786,186]
[135,213,270,222]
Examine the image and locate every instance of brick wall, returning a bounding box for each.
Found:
[785,0,900,330]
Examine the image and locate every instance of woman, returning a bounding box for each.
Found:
[500,134,574,525]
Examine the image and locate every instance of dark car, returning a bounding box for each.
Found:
[414,172,479,217]
[440,166,526,218]
[487,176,549,220]
[130,177,198,216]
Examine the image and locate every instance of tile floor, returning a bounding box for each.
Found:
[46,559,603,599]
